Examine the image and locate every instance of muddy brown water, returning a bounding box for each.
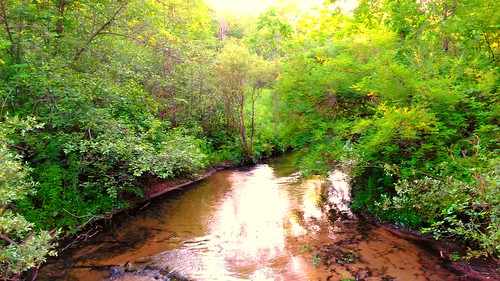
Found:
[38,156,462,280]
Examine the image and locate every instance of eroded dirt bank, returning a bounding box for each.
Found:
[323,170,499,281]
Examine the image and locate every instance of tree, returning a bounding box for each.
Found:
[274,0,499,258]
[247,60,277,157]
[1,0,211,233]
[213,40,276,161]
[214,41,255,161]
[247,8,293,60]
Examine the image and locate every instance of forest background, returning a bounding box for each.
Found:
[0,0,498,279]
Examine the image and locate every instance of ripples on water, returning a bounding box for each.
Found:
[38,158,460,281]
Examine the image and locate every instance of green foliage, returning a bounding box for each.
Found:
[0,0,498,277]
[0,211,57,279]
[213,39,280,161]
[0,7,215,276]
[0,0,213,234]
[247,8,293,59]
[0,118,57,280]
[275,0,499,258]
[383,171,499,257]
[17,118,208,231]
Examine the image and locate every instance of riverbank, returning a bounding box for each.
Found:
[36,163,498,281]
[26,163,239,280]
[322,170,499,281]
[352,211,500,281]
[110,163,237,217]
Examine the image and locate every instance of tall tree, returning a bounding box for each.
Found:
[214,40,275,161]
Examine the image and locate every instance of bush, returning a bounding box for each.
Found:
[0,117,57,279]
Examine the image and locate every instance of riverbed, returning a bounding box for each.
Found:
[38,155,463,280]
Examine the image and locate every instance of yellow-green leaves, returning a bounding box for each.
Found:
[353,103,438,140]
[0,119,57,279]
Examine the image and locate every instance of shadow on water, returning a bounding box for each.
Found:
[38,155,467,281]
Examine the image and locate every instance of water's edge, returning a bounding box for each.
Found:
[37,163,499,281]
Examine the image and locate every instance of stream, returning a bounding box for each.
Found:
[38,155,462,280]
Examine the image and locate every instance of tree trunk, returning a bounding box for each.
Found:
[442,0,457,53]
[238,91,250,161]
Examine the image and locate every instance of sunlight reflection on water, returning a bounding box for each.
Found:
[38,157,460,281]
[147,164,327,280]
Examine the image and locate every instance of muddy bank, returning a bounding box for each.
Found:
[112,163,237,216]
[26,165,236,280]
[350,211,500,281]
[323,170,499,281]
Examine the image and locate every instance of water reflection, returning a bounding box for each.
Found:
[147,164,324,280]
[38,156,459,281]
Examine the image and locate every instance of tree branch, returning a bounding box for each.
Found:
[0,0,17,61]
[73,0,130,61]
[0,234,17,245]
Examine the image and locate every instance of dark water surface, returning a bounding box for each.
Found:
[38,156,459,280]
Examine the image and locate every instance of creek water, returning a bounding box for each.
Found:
[38,155,461,280]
